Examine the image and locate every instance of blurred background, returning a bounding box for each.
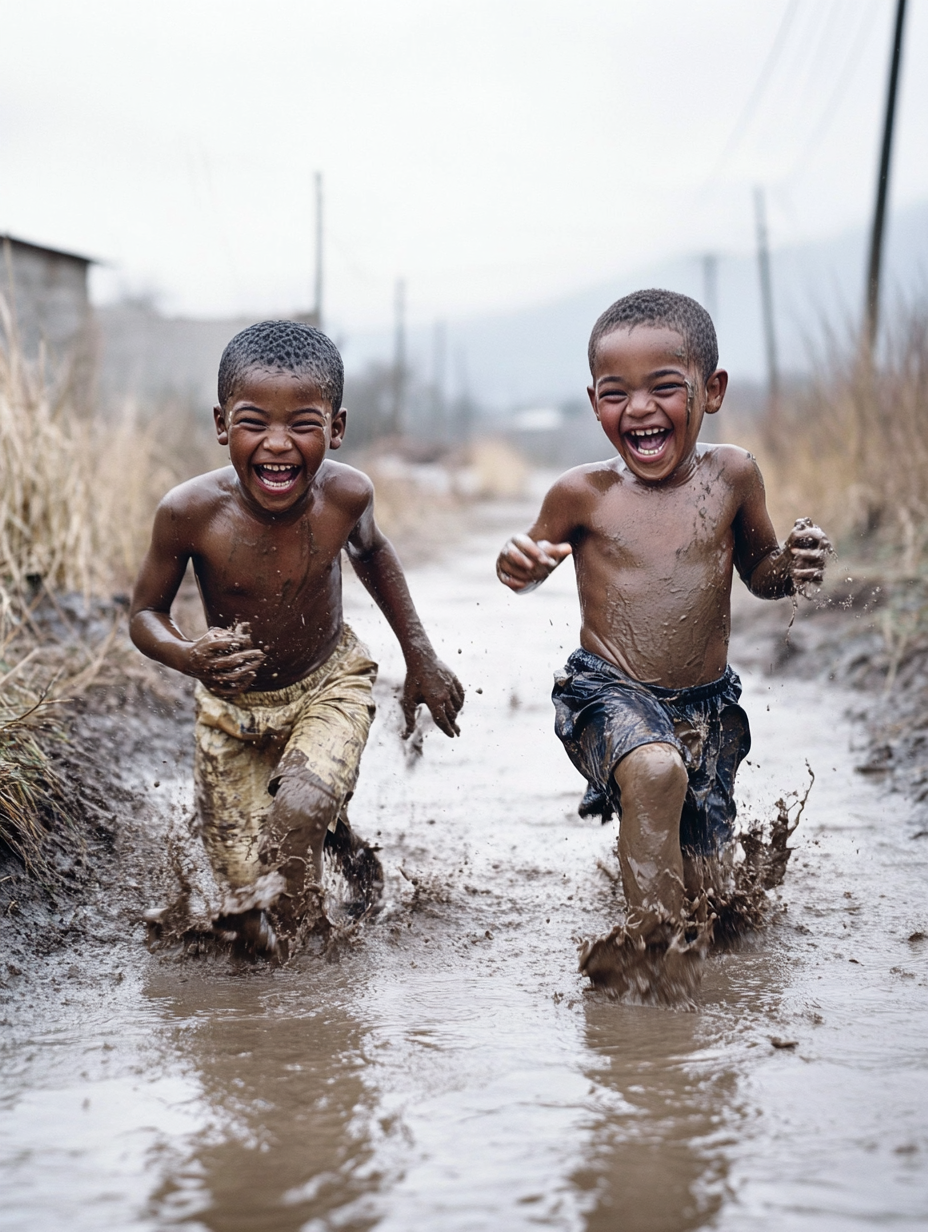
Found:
[1,0,927,586]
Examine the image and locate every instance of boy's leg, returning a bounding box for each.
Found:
[260,632,378,939]
[613,742,688,940]
[259,769,340,935]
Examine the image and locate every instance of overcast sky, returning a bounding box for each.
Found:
[1,0,925,332]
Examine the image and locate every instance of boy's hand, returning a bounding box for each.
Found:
[497,534,572,593]
[402,654,465,738]
[786,518,832,596]
[186,621,266,697]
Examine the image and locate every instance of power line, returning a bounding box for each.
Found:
[709,0,802,177]
[783,0,883,183]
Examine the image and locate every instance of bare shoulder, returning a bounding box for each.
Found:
[156,466,235,522]
[315,459,374,516]
[544,458,622,506]
[700,443,764,492]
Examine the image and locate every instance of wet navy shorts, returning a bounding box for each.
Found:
[552,649,751,856]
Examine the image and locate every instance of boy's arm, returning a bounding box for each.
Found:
[496,474,580,593]
[731,454,830,598]
[345,493,464,738]
[129,497,265,696]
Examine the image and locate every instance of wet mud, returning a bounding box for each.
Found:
[576,774,810,1006]
[2,502,928,1230]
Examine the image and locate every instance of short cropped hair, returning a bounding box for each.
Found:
[588,289,718,383]
[217,320,344,410]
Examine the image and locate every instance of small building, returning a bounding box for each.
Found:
[0,233,94,374]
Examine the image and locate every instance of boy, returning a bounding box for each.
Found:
[496,290,828,990]
[131,320,464,954]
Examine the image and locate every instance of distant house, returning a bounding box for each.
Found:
[0,233,94,370]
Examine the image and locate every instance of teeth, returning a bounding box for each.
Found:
[630,428,666,437]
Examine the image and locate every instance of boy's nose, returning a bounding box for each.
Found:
[627,391,657,417]
[264,428,294,452]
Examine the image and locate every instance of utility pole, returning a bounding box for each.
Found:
[455,347,474,446]
[431,320,446,444]
[754,186,780,413]
[866,0,908,352]
[390,278,406,437]
[313,171,323,328]
[701,253,718,319]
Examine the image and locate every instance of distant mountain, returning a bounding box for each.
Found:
[341,200,928,410]
[94,201,928,420]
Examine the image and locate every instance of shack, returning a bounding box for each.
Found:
[0,234,95,389]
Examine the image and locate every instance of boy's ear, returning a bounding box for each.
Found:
[704,369,728,415]
[587,384,600,420]
[213,405,229,444]
[329,406,347,450]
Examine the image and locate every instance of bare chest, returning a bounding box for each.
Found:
[581,479,738,575]
[196,511,343,611]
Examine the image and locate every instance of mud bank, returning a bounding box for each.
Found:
[0,679,194,971]
[730,570,928,829]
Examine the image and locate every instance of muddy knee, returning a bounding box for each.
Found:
[261,773,339,874]
[615,742,687,802]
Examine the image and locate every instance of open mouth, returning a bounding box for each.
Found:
[625,426,672,459]
[254,463,301,492]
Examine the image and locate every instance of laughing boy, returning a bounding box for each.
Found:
[496,290,829,992]
[131,321,463,955]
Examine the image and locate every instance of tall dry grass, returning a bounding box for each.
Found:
[753,303,928,688]
[0,299,218,875]
[758,303,928,573]
[0,297,218,609]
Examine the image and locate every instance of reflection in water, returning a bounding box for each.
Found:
[143,969,384,1232]
[572,1001,728,1232]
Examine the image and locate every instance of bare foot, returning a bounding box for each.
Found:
[215,908,278,956]
[579,917,708,1006]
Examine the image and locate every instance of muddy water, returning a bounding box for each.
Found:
[3,505,928,1231]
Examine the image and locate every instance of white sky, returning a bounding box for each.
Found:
[1,0,925,332]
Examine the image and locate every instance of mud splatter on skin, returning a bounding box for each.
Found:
[580,768,814,1005]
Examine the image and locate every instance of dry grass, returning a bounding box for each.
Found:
[0,297,220,608]
[751,302,928,681]
[0,300,218,876]
[757,303,928,571]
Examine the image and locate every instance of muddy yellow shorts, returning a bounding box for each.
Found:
[194,626,378,888]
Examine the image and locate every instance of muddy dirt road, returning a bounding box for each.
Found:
[3,503,928,1231]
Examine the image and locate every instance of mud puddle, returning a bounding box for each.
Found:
[2,504,928,1230]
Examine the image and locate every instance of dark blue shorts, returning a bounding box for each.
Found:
[552,649,751,856]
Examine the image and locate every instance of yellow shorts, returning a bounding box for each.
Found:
[194,626,378,888]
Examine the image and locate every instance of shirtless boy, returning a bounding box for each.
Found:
[131,321,464,954]
[496,290,829,987]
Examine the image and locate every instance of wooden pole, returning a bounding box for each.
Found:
[313,172,323,328]
[754,186,780,411]
[390,278,406,437]
[701,252,718,319]
[866,0,908,352]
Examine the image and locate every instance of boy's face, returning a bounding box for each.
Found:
[588,326,727,483]
[214,367,346,514]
